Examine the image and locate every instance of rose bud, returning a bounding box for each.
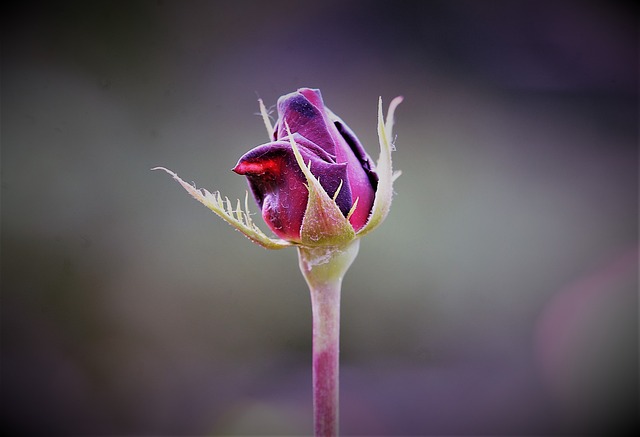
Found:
[233,88,378,243]
[153,89,400,250]
[155,91,401,436]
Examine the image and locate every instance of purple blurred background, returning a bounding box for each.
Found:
[2,0,637,435]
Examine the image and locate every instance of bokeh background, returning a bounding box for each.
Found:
[2,0,638,435]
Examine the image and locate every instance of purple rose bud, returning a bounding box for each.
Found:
[233,88,378,242]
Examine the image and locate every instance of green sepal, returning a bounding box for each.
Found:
[152,167,292,250]
[284,123,358,247]
[356,96,403,237]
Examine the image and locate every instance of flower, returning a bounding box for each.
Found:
[153,89,401,249]
[154,89,402,437]
[232,88,377,242]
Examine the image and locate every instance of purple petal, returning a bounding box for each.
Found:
[233,135,351,241]
[276,90,338,157]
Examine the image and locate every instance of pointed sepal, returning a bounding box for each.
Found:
[357,96,403,237]
[152,167,292,249]
[284,123,357,247]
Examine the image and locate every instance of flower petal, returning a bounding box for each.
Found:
[276,91,337,157]
[284,123,357,247]
[234,136,353,242]
[277,88,377,232]
[329,114,378,230]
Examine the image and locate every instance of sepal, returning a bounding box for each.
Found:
[152,167,292,249]
[356,96,403,237]
[284,123,357,247]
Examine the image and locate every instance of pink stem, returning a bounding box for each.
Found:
[298,241,359,436]
[310,280,341,436]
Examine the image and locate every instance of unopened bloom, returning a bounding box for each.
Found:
[233,88,376,242]
[154,89,401,249]
[154,89,402,436]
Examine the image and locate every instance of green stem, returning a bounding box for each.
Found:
[297,239,360,437]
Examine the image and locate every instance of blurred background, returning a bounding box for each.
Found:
[2,0,637,435]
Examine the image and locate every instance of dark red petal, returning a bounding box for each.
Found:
[237,88,379,237]
[233,158,281,176]
[272,88,379,231]
[334,119,378,190]
[234,136,352,241]
[333,119,378,230]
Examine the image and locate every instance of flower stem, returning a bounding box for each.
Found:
[297,240,360,437]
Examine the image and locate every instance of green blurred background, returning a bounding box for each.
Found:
[2,0,637,435]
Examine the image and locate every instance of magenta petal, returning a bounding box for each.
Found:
[234,136,351,241]
[332,120,378,230]
[276,90,337,157]
[235,88,379,240]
